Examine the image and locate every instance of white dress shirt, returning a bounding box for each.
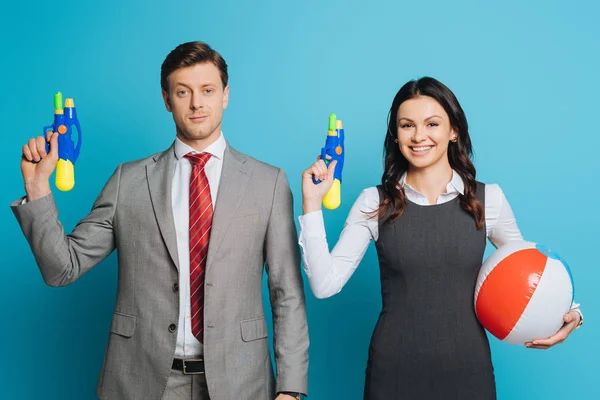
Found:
[298,170,581,315]
[172,133,226,358]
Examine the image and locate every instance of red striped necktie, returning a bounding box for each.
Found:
[184,152,213,342]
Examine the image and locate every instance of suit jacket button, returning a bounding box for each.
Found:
[168,324,177,333]
[172,283,179,292]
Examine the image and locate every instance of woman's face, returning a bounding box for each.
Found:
[396,95,457,171]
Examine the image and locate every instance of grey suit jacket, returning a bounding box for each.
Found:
[11,142,309,399]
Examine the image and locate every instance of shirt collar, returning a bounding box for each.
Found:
[400,169,465,196]
[174,132,226,161]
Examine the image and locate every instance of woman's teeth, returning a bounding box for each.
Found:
[412,146,432,152]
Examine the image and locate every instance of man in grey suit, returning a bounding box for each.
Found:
[11,41,308,400]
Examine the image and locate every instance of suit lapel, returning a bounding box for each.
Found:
[206,144,251,272]
[146,143,180,270]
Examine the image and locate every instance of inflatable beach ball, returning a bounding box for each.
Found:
[474,241,574,345]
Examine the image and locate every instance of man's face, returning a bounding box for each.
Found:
[162,62,229,147]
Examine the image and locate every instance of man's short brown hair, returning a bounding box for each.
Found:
[161,41,228,91]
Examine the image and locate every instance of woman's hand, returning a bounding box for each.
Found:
[301,158,337,214]
[525,310,581,349]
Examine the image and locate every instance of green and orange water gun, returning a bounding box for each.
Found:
[41,91,82,191]
[312,113,345,209]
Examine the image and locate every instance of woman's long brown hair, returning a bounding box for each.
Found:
[377,77,484,229]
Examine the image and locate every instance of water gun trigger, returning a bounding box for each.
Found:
[42,125,53,153]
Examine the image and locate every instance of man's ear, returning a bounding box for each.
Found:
[162,89,172,112]
[222,85,230,109]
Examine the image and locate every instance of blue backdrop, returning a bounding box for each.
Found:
[1,0,597,398]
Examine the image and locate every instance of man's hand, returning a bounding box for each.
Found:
[276,394,299,400]
[21,131,58,201]
[525,310,581,349]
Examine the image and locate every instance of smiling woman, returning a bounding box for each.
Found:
[379,77,484,228]
[298,77,584,400]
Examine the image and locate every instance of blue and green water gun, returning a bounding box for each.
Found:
[42,91,82,191]
[312,113,345,210]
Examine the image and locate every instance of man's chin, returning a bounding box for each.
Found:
[177,129,220,143]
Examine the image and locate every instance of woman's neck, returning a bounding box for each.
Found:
[405,162,454,205]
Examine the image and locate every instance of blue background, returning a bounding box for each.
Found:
[1,0,598,398]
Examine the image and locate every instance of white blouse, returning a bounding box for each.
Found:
[297,170,581,316]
